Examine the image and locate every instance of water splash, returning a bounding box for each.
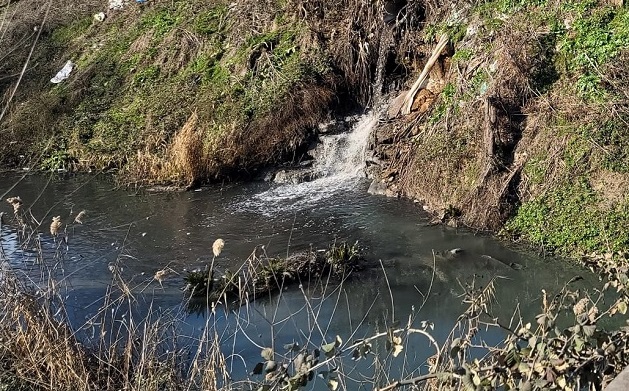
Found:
[236,113,378,214]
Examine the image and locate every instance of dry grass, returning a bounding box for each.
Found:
[167,111,206,185]
[211,81,336,177]
[0,254,231,391]
[125,112,206,186]
[0,277,92,390]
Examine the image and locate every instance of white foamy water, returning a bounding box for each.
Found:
[237,113,378,214]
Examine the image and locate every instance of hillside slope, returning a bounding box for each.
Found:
[371,0,629,256]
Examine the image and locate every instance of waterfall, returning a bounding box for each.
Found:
[313,113,377,181]
[238,113,378,213]
[237,31,391,214]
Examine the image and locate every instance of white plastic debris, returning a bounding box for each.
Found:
[93,12,106,22]
[50,60,75,84]
[108,0,126,10]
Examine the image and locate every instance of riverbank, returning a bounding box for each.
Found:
[2,0,629,259]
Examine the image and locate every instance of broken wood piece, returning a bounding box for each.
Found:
[399,34,449,116]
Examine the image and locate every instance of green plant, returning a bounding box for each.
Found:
[451,48,473,63]
[139,9,181,37]
[522,154,549,185]
[41,149,76,171]
[506,178,629,254]
[193,5,228,36]
[133,65,161,85]
[590,118,629,173]
[556,4,629,99]
[429,82,457,124]
[325,241,362,274]
[50,17,93,45]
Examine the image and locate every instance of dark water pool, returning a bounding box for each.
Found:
[0,172,595,383]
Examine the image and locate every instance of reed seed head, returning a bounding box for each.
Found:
[6,196,23,213]
[213,238,225,257]
[154,268,169,283]
[74,210,86,224]
[50,216,62,236]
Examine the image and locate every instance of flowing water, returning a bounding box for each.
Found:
[0,113,597,383]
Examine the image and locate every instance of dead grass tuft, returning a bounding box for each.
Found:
[125,111,207,186]
[166,111,206,185]
[0,277,93,390]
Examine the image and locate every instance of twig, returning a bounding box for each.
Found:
[376,372,453,391]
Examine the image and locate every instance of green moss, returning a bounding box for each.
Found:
[139,9,181,37]
[523,154,549,185]
[563,134,591,171]
[193,5,228,36]
[589,117,629,173]
[556,4,629,100]
[506,178,629,254]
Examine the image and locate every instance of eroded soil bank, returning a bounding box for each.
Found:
[2,0,629,257]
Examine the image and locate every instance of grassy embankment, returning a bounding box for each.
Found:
[1,0,425,186]
[1,0,341,185]
[376,0,629,258]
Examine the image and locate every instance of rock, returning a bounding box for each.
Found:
[367,179,399,197]
[509,262,526,270]
[299,159,313,168]
[449,248,464,255]
[368,179,389,196]
[317,120,349,135]
[273,169,319,185]
[365,156,382,167]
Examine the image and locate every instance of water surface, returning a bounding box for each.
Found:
[0,170,595,384]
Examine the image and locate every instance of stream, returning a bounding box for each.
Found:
[0,113,597,385]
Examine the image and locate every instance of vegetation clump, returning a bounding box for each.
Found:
[183,241,365,303]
